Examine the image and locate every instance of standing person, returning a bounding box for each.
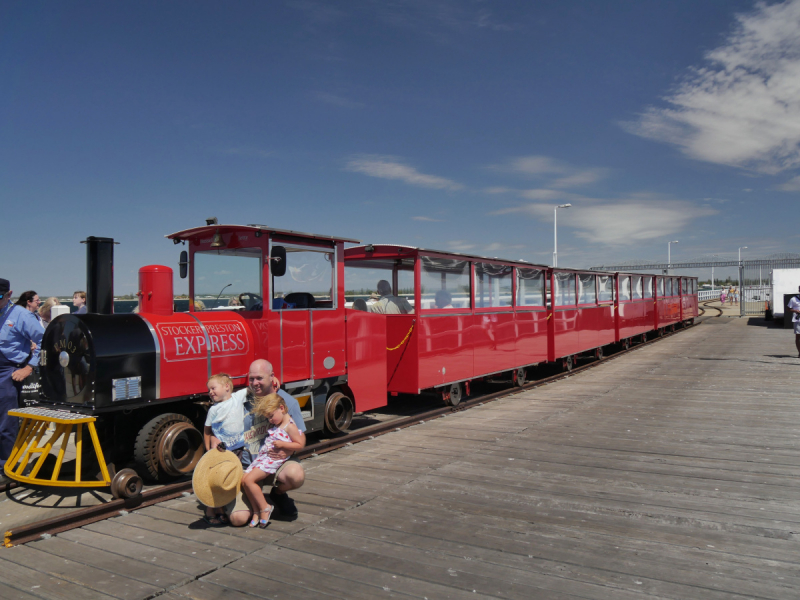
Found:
[0,279,43,483]
[15,291,43,332]
[200,373,242,525]
[73,291,87,314]
[240,393,304,527]
[226,359,306,526]
[788,286,800,358]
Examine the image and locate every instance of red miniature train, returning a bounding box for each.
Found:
[35,222,698,481]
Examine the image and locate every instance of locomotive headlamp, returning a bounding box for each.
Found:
[210,230,226,248]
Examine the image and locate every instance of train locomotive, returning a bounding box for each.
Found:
[9,221,699,491]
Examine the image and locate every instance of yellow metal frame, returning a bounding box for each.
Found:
[3,409,111,488]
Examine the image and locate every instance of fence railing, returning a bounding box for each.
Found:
[698,290,722,301]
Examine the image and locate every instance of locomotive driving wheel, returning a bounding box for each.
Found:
[323,391,354,435]
[134,413,204,481]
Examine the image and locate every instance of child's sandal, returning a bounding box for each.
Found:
[258,506,273,529]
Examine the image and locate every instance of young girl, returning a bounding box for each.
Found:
[241,393,304,528]
[201,373,243,525]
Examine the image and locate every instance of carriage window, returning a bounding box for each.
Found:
[657,277,663,297]
[517,268,545,307]
[597,275,614,302]
[345,258,415,313]
[666,278,673,296]
[553,272,576,306]
[193,248,262,311]
[672,278,679,296]
[578,274,597,305]
[619,276,631,301]
[420,257,471,310]
[681,278,687,295]
[272,243,335,309]
[692,280,697,294]
[643,276,653,299]
[632,276,643,300]
[475,263,513,308]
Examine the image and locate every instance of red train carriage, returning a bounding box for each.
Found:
[616,273,657,347]
[344,245,549,403]
[655,275,682,332]
[548,269,617,368]
[681,277,700,322]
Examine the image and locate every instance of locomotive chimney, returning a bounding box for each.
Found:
[82,236,116,315]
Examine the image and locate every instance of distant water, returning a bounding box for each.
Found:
[68,299,230,314]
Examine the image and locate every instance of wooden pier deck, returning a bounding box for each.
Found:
[1,316,798,599]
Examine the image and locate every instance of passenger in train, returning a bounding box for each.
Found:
[226,359,307,526]
[352,298,368,311]
[788,285,800,358]
[369,280,412,314]
[435,290,453,309]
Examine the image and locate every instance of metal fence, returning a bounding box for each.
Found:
[740,258,800,316]
[698,290,721,302]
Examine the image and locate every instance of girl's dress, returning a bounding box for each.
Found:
[245,417,295,475]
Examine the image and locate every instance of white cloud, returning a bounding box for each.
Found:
[313,92,364,109]
[520,188,576,201]
[777,175,800,191]
[492,155,609,188]
[412,216,444,222]
[483,186,516,194]
[485,242,524,253]
[346,155,463,190]
[447,240,476,251]
[623,0,800,174]
[493,197,716,245]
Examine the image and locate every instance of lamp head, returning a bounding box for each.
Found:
[557,203,572,208]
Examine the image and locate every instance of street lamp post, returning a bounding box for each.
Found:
[738,246,747,317]
[711,254,718,292]
[553,203,571,268]
[667,240,679,273]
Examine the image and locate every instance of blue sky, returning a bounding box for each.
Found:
[3,0,799,295]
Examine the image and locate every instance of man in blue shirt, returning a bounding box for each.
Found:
[225,359,307,526]
[0,278,44,481]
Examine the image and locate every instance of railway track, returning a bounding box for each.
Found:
[3,315,713,547]
[699,299,724,317]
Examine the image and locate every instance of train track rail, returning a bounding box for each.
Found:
[3,315,712,547]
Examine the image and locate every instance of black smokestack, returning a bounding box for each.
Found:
[82,236,116,315]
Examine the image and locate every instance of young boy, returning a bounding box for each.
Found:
[72,291,87,314]
[201,373,244,524]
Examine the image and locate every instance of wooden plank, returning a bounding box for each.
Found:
[0,555,117,600]
[24,536,192,589]
[83,519,248,562]
[0,545,162,600]
[57,528,218,576]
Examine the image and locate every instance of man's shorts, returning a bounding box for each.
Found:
[225,458,299,515]
[794,321,800,334]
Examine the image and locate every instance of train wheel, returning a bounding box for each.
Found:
[514,368,527,387]
[443,382,463,406]
[324,392,354,435]
[134,413,204,481]
[596,346,604,360]
[641,334,647,344]
[658,328,664,338]
[110,468,143,499]
[562,356,573,372]
[622,338,630,350]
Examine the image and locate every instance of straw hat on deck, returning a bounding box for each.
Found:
[192,450,243,508]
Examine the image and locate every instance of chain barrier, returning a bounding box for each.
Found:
[387,322,415,351]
